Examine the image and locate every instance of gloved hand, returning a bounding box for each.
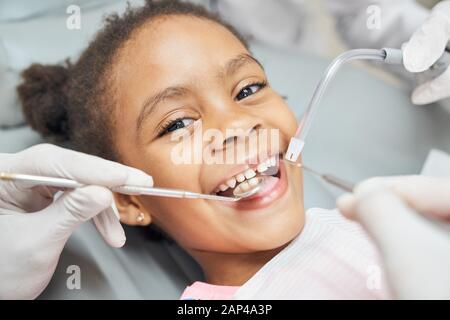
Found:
[403,0,450,105]
[0,144,153,299]
[337,176,450,299]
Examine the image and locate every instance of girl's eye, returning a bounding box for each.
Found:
[162,118,195,135]
[235,81,267,101]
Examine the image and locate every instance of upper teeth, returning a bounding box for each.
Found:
[226,178,236,189]
[244,168,256,180]
[236,174,245,183]
[214,155,277,194]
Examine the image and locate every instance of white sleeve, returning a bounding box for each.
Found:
[323,0,429,49]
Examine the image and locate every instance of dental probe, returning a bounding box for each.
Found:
[0,172,256,202]
[301,165,354,192]
[282,161,354,192]
[285,48,450,164]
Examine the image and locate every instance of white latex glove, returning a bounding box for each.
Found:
[0,144,153,299]
[337,176,450,299]
[403,0,450,105]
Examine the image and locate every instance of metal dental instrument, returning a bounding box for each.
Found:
[111,182,265,201]
[301,165,354,192]
[281,161,354,192]
[285,48,450,163]
[0,172,252,202]
[232,176,269,198]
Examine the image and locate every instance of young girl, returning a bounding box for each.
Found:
[18,0,389,299]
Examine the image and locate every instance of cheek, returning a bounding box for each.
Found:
[284,106,299,136]
[139,189,224,250]
[139,144,201,189]
[131,147,218,244]
[262,97,298,139]
[141,196,202,229]
[116,138,205,217]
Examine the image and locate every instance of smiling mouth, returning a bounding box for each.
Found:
[213,155,280,198]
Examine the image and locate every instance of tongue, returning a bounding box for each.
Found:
[234,175,279,199]
[249,175,278,198]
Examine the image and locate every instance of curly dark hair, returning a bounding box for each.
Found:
[17,0,248,241]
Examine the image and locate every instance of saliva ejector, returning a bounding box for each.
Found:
[285,48,450,164]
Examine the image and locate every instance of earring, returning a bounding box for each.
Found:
[136,212,145,223]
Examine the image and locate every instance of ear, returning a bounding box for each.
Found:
[113,193,152,226]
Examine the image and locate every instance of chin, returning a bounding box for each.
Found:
[223,203,304,254]
[252,210,304,251]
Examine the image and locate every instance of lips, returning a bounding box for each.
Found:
[212,155,279,197]
[209,154,289,210]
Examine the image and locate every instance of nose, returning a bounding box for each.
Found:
[221,125,257,147]
[208,111,263,153]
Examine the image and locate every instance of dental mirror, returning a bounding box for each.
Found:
[232,176,269,199]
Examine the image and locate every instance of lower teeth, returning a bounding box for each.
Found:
[232,177,260,197]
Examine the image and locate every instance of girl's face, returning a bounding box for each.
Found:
[112,15,304,254]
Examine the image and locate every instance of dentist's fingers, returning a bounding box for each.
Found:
[411,66,450,104]
[15,144,153,188]
[337,176,450,222]
[340,187,419,241]
[402,1,450,72]
[340,187,450,300]
[92,204,126,248]
[378,176,450,221]
[2,145,138,247]
[43,186,123,242]
[336,193,358,220]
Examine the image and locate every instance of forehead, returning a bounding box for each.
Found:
[113,15,249,87]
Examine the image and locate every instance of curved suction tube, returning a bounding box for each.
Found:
[285,48,450,163]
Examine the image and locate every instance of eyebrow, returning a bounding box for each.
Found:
[137,86,188,132]
[222,53,264,78]
[136,53,264,133]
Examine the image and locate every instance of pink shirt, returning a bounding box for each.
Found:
[180,281,239,300]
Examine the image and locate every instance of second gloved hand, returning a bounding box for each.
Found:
[337,176,450,299]
[403,0,450,105]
